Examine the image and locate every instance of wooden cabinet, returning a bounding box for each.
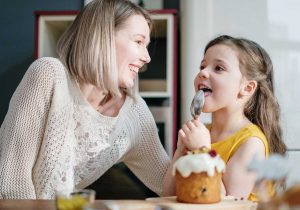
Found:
[35,10,178,156]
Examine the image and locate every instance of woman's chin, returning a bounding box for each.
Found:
[119,82,134,89]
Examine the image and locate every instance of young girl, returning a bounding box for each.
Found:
[163,35,286,201]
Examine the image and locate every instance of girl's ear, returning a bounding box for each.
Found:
[240,80,257,96]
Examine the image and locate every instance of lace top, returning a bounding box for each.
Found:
[0,57,170,199]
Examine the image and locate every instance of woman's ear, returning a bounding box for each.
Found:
[240,80,257,96]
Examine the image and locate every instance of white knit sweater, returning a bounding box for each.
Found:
[0,57,170,199]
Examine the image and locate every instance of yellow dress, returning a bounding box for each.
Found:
[210,123,270,201]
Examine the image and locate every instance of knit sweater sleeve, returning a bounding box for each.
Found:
[123,97,171,196]
[0,58,56,199]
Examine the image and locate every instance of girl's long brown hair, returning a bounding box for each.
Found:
[205,35,286,154]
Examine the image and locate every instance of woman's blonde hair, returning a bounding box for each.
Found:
[57,0,152,97]
[205,35,286,155]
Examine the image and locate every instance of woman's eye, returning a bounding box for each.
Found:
[200,65,205,70]
[136,40,143,45]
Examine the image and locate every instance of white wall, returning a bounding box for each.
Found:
[180,0,300,185]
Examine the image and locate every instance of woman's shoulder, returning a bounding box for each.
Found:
[132,95,151,111]
[28,57,66,78]
[123,95,153,118]
[125,94,145,107]
[32,57,64,66]
[24,57,71,89]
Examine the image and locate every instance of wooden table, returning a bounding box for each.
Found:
[0,196,257,210]
[0,199,56,210]
[0,199,154,210]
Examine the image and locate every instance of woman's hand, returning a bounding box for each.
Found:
[178,119,211,151]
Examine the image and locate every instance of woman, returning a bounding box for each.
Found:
[0,0,170,199]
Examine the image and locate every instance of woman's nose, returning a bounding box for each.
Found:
[141,48,151,63]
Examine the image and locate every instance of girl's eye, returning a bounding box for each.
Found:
[215,65,225,71]
[200,65,205,70]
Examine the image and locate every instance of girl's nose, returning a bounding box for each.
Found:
[198,68,209,79]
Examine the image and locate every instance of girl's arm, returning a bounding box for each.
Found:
[162,141,185,196]
[162,119,211,196]
[222,137,266,198]
[178,119,211,150]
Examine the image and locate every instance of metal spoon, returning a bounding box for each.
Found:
[190,90,205,119]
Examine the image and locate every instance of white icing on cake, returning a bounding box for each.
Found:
[172,152,225,177]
